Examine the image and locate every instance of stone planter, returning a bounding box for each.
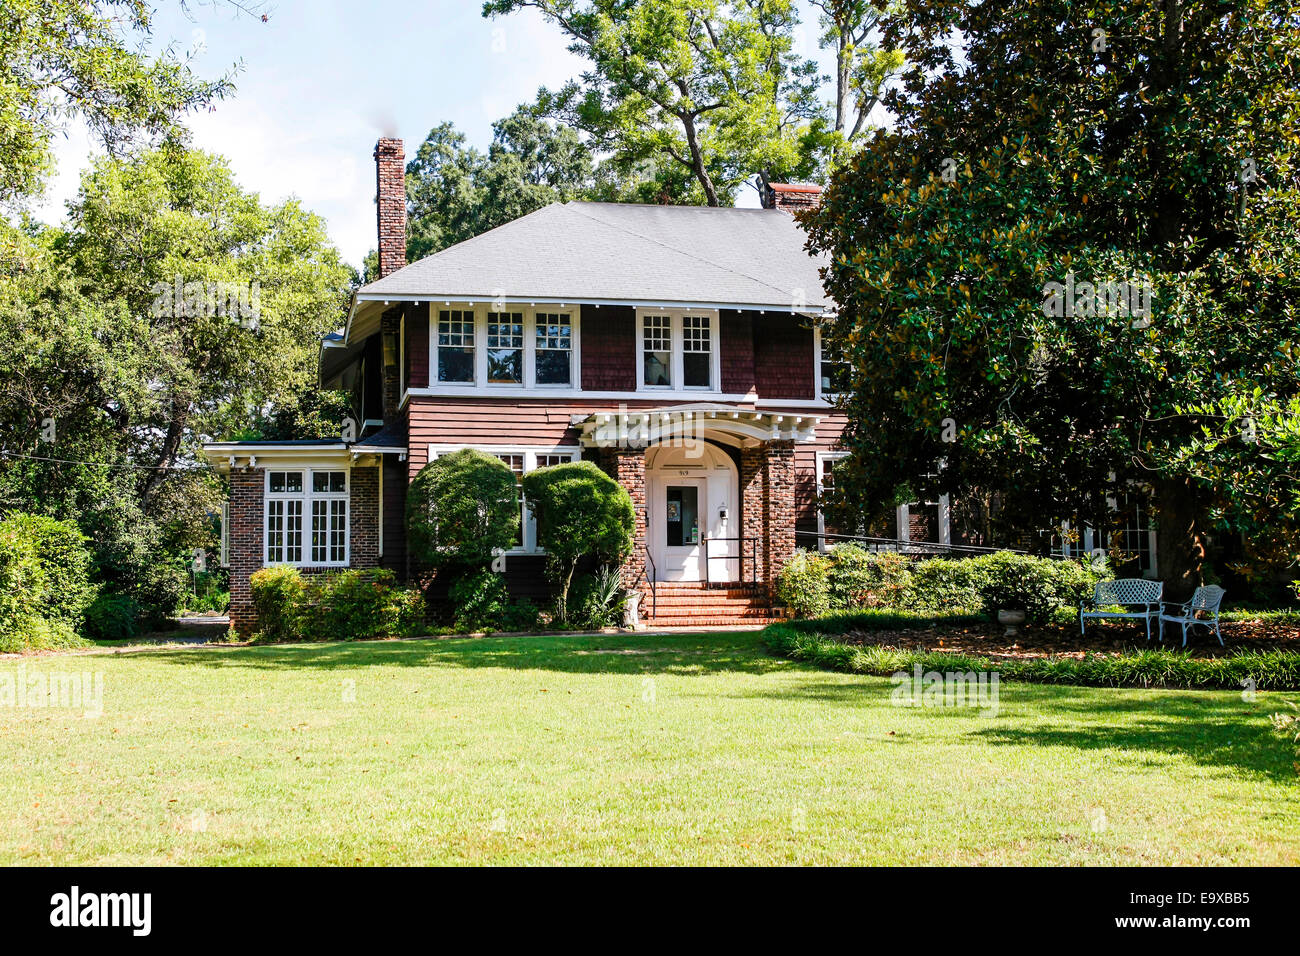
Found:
[997,609,1026,638]
[623,590,642,629]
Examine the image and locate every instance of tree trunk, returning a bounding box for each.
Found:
[1151,478,1205,602]
[680,112,720,206]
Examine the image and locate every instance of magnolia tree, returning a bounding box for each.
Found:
[804,0,1300,599]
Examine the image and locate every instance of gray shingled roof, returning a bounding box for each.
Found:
[358,201,828,310]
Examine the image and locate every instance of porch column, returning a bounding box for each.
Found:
[227,468,265,637]
[601,447,647,590]
[763,440,797,586]
[740,446,766,584]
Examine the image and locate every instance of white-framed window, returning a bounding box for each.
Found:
[815,451,849,552]
[430,304,581,390]
[815,326,851,398]
[265,468,350,566]
[436,309,475,383]
[428,445,581,554]
[220,501,230,568]
[635,308,719,392]
[399,313,407,395]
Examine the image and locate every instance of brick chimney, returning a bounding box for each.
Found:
[374,138,406,278]
[758,173,822,214]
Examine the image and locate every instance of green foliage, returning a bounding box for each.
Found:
[776,549,1105,622]
[0,512,96,650]
[407,450,520,573]
[484,0,824,204]
[804,0,1300,596]
[83,593,140,642]
[0,0,233,204]
[403,110,598,265]
[568,566,626,629]
[765,621,1300,691]
[249,565,307,643]
[250,566,426,643]
[448,569,511,632]
[522,460,634,618]
[774,550,832,618]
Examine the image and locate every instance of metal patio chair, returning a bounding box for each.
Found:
[1158,586,1227,647]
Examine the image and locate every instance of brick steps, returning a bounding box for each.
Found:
[640,582,780,629]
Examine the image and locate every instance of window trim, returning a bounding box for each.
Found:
[814,325,850,401]
[815,451,849,552]
[427,444,581,555]
[264,467,351,568]
[429,303,582,391]
[635,307,720,393]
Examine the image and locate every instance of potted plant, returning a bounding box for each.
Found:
[979,561,1039,637]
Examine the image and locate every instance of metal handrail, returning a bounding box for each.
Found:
[700,535,758,586]
[795,530,1029,556]
[642,544,658,618]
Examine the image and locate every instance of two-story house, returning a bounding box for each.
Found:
[205,138,950,633]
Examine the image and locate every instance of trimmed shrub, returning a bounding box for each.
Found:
[249,565,307,642]
[523,461,634,621]
[83,594,140,641]
[775,549,832,617]
[0,513,96,651]
[132,558,188,629]
[775,547,1106,622]
[448,568,510,632]
[407,450,520,573]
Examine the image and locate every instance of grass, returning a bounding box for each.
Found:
[766,618,1300,690]
[2,631,1298,865]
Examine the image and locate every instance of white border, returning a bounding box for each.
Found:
[263,466,352,568]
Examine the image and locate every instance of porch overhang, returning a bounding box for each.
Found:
[572,402,820,449]
[201,440,405,474]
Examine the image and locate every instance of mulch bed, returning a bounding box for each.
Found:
[838,617,1300,661]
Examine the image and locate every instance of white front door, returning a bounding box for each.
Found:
[654,477,706,581]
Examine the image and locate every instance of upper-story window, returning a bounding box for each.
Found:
[433,305,578,389]
[266,469,349,567]
[487,312,524,384]
[535,313,572,385]
[637,309,718,391]
[437,309,475,383]
[818,333,851,397]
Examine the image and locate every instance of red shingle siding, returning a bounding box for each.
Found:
[720,309,755,394]
[580,304,635,391]
[380,454,407,575]
[407,305,428,389]
[754,313,815,400]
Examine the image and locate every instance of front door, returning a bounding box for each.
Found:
[656,478,706,581]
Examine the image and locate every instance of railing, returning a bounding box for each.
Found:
[795,530,1028,557]
[642,545,658,618]
[700,535,758,586]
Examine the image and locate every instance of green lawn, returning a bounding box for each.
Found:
[2,632,1297,865]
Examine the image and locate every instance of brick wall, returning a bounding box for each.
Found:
[374,138,406,279]
[600,447,646,590]
[754,314,815,400]
[227,464,382,637]
[740,447,766,583]
[764,441,797,586]
[580,304,636,391]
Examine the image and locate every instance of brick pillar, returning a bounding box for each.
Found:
[349,466,380,568]
[740,446,766,583]
[227,468,264,637]
[374,138,406,279]
[764,441,797,587]
[601,447,647,590]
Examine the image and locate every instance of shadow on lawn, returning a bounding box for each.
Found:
[738,676,1296,783]
[135,632,790,678]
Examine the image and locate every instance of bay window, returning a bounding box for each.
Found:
[265,469,349,566]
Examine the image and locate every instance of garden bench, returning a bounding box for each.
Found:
[1079,578,1164,641]
[1158,585,1227,647]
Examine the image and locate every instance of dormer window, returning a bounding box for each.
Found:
[637,309,718,392]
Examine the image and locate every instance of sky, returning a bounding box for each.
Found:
[36,0,840,270]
